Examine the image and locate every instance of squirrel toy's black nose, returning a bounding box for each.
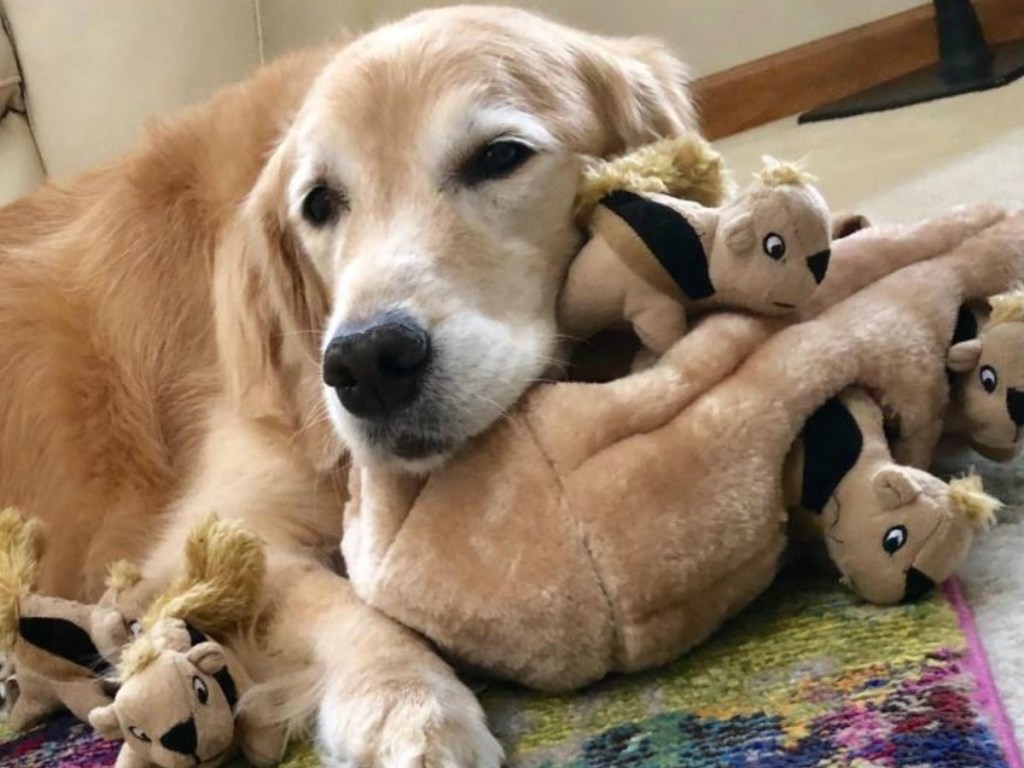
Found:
[807,249,831,285]
[160,717,198,756]
[1007,387,1024,427]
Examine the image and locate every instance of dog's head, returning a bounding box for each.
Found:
[217,7,697,471]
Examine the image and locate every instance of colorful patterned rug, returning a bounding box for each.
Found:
[2,569,1019,768]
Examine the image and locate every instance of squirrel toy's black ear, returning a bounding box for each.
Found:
[831,212,873,240]
[799,396,865,513]
[951,304,980,347]
[599,190,715,300]
[18,616,112,676]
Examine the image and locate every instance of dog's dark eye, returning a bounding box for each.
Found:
[463,140,535,185]
[763,233,786,260]
[302,185,342,226]
[882,525,908,555]
[980,365,998,393]
[192,675,209,705]
[129,726,151,743]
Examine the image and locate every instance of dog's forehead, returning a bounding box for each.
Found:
[299,12,585,153]
[292,63,561,206]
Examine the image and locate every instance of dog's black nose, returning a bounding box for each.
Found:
[1007,387,1024,427]
[323,315,431,419]
[807,249,831,285]
[160,717,198,756]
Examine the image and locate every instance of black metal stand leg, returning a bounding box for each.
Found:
[800,0,1024,124]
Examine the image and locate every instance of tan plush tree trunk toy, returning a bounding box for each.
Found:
[344,204,1023,692]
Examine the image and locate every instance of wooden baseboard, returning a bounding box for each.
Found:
[693,0,1024,139]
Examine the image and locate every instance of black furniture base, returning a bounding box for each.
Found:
[801,39,1024,123]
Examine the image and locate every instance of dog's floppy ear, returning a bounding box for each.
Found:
[213,139,337,464]
[575,33,698,154]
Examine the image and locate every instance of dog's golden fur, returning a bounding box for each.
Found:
[0,47,332,598]
[0,7,696,763]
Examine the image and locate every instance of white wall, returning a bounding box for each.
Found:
[4,0,928,179]
[258,0,365,61]
[263,0,924,76]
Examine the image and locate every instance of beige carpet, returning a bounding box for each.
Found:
[719,80,1024,742]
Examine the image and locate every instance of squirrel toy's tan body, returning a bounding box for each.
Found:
[783,388,997,606]
[559,152,833,355]
[345,199,1022,691]
[0,509,131,730]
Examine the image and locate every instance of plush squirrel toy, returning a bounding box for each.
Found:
[784,389,1000,604]
[0,508,132,730]
[946,287,1024,462]
[559,137,832,356]
[88,516,287,768]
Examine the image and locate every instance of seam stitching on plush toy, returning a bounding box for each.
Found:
[375,479,429,574]
[522,412,622,669]
[637,538,787,640]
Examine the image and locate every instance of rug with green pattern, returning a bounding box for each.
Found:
[2,569,1018,767]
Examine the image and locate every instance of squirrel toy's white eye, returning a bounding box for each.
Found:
[192,675,209,705]
[882,525,908,555]
[762,233,786,260]
[979,365,998,393]
[129,726,151,742]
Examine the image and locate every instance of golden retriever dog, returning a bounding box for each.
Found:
[0,6,696,764]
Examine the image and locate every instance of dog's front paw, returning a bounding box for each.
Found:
[317,675,503,768]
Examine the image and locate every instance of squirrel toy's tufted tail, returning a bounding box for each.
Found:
[119,514,266,679]
[0,508,44,651]
[947,474,1002,530]
[141,514,266,637]
[574,133,733,222]
[988,285,1024,325]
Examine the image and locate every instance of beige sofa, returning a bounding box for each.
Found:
[0,0,367,205]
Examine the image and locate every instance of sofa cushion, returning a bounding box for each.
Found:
[3,0,261,179]
[0,12,22,115]
[0,111,44,205]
